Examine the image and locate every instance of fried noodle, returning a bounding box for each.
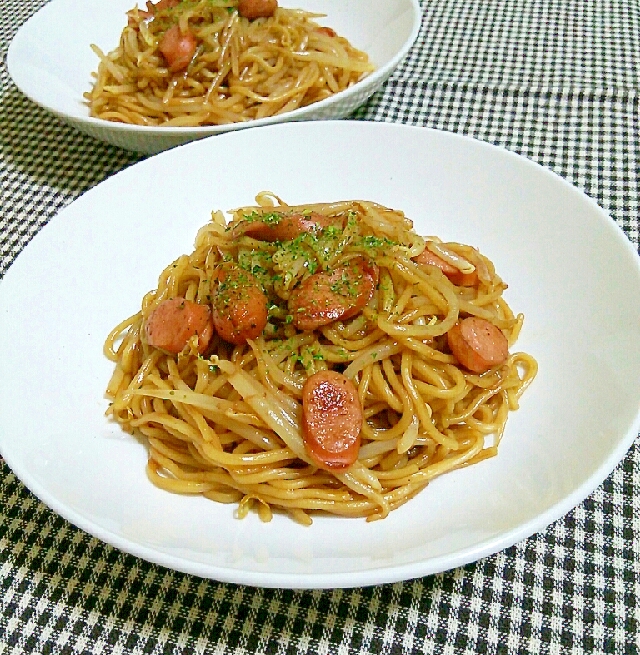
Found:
[104,193,537,524]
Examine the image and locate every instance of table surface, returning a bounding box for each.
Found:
[2,1,640,653]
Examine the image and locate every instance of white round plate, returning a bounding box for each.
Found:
[1,122,639,589]
[7,0,421,154]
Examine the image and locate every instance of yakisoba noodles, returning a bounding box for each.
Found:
[85,0,374,127]
[104,193,537,524]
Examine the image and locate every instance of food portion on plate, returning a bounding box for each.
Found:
[84,0,375,127]
[104,193,537,525]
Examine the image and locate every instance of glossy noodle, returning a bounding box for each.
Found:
[104,193,537,524]
[85,0,375,127]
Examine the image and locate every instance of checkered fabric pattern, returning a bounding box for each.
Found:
[1,0,639,653]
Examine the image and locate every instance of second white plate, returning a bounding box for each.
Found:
[7,0,421,153]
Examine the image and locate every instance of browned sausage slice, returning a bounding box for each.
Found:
[414,248,478,287]
[238,0,278,20]
[210,263,269,345]
[229,211,340,243]
[301,370,363,470]
[159,25,197,73]
[316,26,337,37]
[447,316,508,373]
[288,257,378,331]
[146,297,214,355]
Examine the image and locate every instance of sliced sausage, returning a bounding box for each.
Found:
[210,263,269,345]
[159,25,197,73]
[238,0,278,20]
[447,316,509,373]
[316,26,337,37]
[229,211,341,242]
[288,257,378,331]
[301,370,363,470]
[414,248,478,287]
[145,297,214,355]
